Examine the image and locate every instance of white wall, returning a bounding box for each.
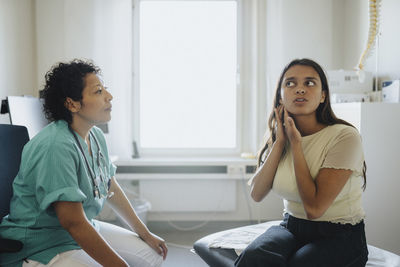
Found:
[35,0,98,88]
[35,0,133,158]
[342,0,368,71]
[377,0,400,81]
[0,0,36,123]
[265,0,345,118]
[342,0,400,85]
[268,0,341,68]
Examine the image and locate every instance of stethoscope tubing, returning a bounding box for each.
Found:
[68,125,106,198]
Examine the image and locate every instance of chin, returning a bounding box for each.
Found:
[95,116,111,124]
[286,105,314,114]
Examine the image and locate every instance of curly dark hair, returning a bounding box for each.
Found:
[40,59,101,124]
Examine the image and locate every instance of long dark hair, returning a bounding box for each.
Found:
[257,58,366,190]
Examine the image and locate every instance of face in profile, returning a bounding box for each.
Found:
[280,65,325,118]
[73,73,113,125]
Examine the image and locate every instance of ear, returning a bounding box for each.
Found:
[279,98,283,104]
[64,97,81,113]
[320,91,326,103]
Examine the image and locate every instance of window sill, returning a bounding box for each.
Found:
[115,156,256,166]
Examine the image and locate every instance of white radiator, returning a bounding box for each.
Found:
[115,163,256,212]
[140,178,236,212]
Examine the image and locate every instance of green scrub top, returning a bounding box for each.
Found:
[0,120,117,267]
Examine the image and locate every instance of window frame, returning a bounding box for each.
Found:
[132,0,266,158]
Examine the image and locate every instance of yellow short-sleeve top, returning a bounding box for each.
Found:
[272,124,365,225]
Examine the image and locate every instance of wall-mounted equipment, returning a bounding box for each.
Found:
[382,80,400,103]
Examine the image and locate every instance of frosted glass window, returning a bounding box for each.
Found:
[139,1,237,149]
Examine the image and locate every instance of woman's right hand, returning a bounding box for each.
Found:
[141,232,168,260]
[274,105,286,145]
[250,105,287,202]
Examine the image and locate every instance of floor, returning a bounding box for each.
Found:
[111,219,254,267]
[160,243,207,267]
[151,229,213,267]
[148,221,254,267]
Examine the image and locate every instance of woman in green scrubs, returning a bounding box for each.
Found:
[0,60,167,267]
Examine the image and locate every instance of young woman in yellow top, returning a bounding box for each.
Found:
[235,58,368,267]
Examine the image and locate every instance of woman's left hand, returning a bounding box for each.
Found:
[142,232,168,260]
[283,108,302,144]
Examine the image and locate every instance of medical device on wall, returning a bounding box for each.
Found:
[327,70,373,103]
[382,80,400,103]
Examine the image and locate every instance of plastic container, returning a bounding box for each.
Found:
[96,198,151,226]
[117,198,152,228]
[131,198,152,224]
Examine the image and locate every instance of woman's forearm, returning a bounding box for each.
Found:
[251,140,285,202]
[53,201,127,267]
[291,142,319,218]
[107,178,168,259]
[67,219,128,267]
[107,177,150,238]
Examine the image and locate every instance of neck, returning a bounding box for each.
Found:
[292,114,325,136]
[69,116,93,142]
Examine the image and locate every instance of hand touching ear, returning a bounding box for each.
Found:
[274,105,286,144]
[283,108,302,144]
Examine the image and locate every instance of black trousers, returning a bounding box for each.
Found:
[235,214,368,267]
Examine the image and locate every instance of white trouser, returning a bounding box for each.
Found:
[23,221,163,267]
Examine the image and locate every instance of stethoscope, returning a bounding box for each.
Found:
[69,126,114,199]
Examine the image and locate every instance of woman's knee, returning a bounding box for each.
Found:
[235,246,286,267]
[235,247,258,267]
[120,246,163,267]
[238,245,260,260]
[140,254,163,267]
[146,252,163,267]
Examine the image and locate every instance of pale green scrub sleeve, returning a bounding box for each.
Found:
[34,142,87,213]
